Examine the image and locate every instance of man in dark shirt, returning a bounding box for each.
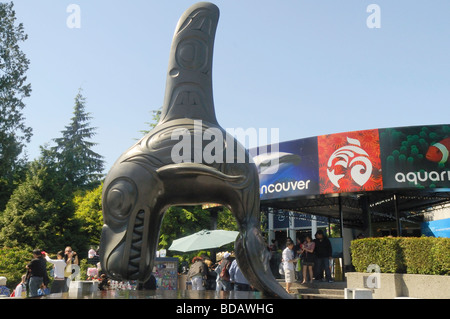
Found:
[314,230,333,283]
[26,249,47,297]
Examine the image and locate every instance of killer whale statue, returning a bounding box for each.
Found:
[99,2,292,299]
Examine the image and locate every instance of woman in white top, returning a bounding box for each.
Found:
[45,251,67,294]
[282,241,297,294]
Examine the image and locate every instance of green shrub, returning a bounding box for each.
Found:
[430,238,450,275]
[400,237,434,275]
[351,237,450,275]
[350,237,404,273]
[0,246,31,290]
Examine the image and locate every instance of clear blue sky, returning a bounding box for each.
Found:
[11,0,450,173]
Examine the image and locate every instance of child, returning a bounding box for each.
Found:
[12,275,27,298]
[38,282,50,296]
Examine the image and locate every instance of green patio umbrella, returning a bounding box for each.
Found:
[168,229,239,252]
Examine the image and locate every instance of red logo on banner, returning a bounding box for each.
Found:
[318,130,383,194]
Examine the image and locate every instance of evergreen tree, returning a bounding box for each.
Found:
[0,2,32,209]
[138,108,161,137]
[0,159,82,251]
[47,89,104,190]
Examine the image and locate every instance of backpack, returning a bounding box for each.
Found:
[219,260,230,281]
[188,261,204,278]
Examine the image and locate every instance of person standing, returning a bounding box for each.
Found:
[301,235,315,284]
[26,249,47,297]
[203,259,217,290]
[64,246,79,292]
[314,230,333,282]
[229,259,251,291]
[216,252,232,292]
[187,256,207,290]
[282,240,297,294]
[45,251,67,293]
[64,246,79,266]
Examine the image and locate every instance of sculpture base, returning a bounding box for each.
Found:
[42,289,282,299]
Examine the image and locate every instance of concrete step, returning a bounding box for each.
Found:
[278,279,347,289]
[278,279,346,299]
[299,293,345,299]
[296,289,345,299]
[297,288,345,295]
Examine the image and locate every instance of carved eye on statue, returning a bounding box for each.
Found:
[176,38,208,71]
[104,178,138,222]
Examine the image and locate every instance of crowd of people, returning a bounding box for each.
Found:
[0,230,337,297]
[185,252,253,292]
[0,246,98,298]
[1,245,253,298]
[184,229,335,295]
[277,229,334,294]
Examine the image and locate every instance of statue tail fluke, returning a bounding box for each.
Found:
[158,2,220,126]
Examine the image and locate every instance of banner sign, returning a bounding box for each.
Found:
[250,124,450,201]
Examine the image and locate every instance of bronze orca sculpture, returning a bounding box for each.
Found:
[99,2,291,299]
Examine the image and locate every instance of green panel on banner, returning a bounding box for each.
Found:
[380,125,450,190]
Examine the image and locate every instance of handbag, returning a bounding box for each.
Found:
[296,258,301,271]
[278,262,284,275]
[219,260,231,281]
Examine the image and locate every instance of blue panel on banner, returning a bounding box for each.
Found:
[251,137,320,200]
[273,214,289,228]
[421,218,450,238]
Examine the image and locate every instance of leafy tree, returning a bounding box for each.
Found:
[0,246,31,291]
[45,89,104,190]
[217,207,238,231]
[159,206,211,249]
[0,159,83,252]
[0,2,32,210]
[73,184,103,246]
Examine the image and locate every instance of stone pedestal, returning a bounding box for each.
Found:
[344,288,373,299]
[69,280,98,298]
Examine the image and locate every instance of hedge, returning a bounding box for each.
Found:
[350,237,450,275]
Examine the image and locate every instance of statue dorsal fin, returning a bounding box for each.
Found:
[158,2,219,126]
